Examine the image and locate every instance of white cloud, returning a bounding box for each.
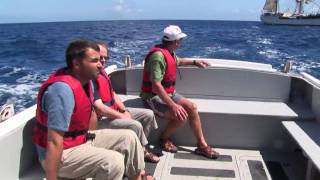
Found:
[114,4,124,12]
[113,0,129,12]
[112,0,142,14]
[115,0,125,3]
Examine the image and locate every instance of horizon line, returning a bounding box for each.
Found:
[0,19,260,25]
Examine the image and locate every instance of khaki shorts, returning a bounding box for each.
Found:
[145,93,183,117]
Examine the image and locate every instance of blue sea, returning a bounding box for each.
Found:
[1,20,320,112]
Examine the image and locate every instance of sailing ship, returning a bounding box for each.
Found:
[261,0,320,25]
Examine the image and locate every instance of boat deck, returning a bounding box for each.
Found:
[151,146,307,180]
[10,65,320,179]
[21,146,306,180]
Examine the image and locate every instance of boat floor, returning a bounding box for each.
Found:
[21,146,306,180]
[148,146,307,180]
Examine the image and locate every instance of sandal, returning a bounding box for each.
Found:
[160,139,178,153]
[144,149,160,163]
[194,145,219,159]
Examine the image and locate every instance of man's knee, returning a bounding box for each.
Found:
[190,102,198,112]
[164,111,185,126]
[183,101,198,114]
[128,121,143,134]
[121,129,140,143]
[109,152,125,176]
[144,109,155,119]
[99,151,125,179]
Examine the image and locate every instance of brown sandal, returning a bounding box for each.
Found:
[194,145,219,159]
[160,139,178,153]
[144,150,160,163]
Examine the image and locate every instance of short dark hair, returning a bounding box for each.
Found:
[65,40,100,69]
[95,40,108,49]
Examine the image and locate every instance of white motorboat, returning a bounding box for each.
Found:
[1,58,320,180]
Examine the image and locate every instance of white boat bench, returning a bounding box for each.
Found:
[116,67,315,120]
[282,121,320,180]
[119,94,313,119]
[119,94,315,150]
[187,98,297,118]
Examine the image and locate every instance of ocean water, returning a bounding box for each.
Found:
[0,20,320,112]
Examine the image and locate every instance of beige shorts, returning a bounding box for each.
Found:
[145,93,184,117]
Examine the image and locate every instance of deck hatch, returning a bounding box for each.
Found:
[174,152,232,162]
[170,167,235,177]
[145,162,157,176]
[248,160,268,180]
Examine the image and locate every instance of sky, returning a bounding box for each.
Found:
[0,0,299,23]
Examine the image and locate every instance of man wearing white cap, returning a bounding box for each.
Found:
[140,25,219,159]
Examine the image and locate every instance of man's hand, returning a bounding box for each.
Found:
[195,60,210,68]
[170,103,188,122]
[119,111,132,119]
[152,81,188,121]
[94,99,131,120]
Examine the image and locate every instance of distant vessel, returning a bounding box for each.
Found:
[261,0,320,25]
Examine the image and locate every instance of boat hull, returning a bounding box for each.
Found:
[261,14,320,26]
[2,59,319,179]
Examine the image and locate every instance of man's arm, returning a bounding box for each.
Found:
[113,92,126,112]
[92,79,131,120]
[89,109,98,130]
[178,58,210,68]
[113,92,132,118]
[42,82,75,180]
[152,82,188,121]
[45,129,64,180]
[93,99,131,120]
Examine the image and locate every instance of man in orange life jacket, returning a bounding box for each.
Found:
[140,25,219,159]
[32,40,149,180]
[92,41,160,163]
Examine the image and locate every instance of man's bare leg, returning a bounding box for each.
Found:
[178,98,208,148]
[129,170,154,180]
[160,111,184,140]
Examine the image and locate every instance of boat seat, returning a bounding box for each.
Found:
[117,94,315,150]
[185,99,297,118]
[118,95,313,119]
[282,121,320,178]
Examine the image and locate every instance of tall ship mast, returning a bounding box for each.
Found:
[261,0,320,25]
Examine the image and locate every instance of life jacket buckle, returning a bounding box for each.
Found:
[86,133,96,141]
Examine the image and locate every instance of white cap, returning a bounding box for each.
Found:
[163,25,187,41]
